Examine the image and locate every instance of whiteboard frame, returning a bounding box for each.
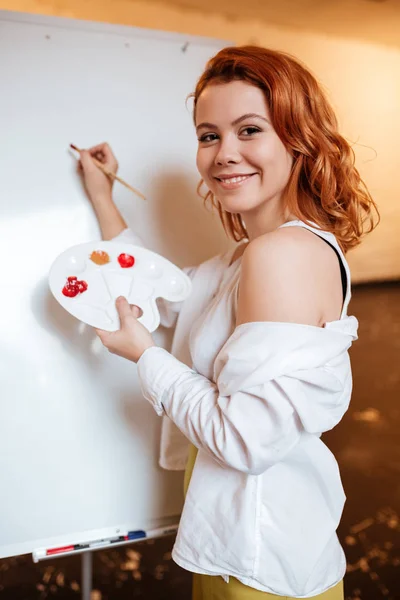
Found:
[0,8,229,49]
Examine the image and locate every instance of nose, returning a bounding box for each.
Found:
[214,136,241,167]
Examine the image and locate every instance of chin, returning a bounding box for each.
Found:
[216,195,259,215]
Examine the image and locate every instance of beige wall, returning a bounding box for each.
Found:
[2,0,399,283]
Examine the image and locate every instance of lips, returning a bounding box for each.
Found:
[213,173,256,190]
[215,173,256,183]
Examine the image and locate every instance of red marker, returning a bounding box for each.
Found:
[41,536,127,558]
[46,544,76,556]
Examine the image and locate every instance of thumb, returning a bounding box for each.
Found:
[115,296,132,322]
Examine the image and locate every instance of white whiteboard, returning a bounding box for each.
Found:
[0,10,228,559]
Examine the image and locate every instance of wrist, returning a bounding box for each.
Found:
[137,343,157,364]
[90,191,113,206]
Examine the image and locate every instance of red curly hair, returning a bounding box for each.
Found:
[192,46,379,252]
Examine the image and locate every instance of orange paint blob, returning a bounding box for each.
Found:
[90,250,110,265]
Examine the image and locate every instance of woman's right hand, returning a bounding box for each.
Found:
[78,142,119,203]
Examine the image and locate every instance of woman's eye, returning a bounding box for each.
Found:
[198,133,218,143]
[240,126,261,136]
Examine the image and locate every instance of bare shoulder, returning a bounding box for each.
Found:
[236,226,343,327]
[241,226,341,280]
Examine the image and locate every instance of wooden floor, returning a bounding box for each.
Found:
[1,281,399,600]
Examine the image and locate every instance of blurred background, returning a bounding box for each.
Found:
[0,0,399,598]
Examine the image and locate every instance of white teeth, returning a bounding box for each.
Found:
[220,175,251,184]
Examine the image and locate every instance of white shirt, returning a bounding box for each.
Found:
[113,222,358,598]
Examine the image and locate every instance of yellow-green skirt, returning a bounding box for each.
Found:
[184,445,344,600]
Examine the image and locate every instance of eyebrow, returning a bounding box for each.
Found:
[196,113,270,132]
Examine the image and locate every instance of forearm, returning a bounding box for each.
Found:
[136,321,352,474]
[137,347,301,475]
[91,193,127,240]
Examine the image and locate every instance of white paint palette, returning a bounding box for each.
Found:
[49,241,192,332]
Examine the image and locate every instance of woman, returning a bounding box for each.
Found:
[79,46,378,599]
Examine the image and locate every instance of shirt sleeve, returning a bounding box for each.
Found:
[136,320,358,475]
[111,228,197,329]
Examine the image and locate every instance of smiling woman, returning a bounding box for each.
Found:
[78,45,379,600]
[192,46,378,249]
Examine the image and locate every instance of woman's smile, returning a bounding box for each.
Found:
[214,172,257,190]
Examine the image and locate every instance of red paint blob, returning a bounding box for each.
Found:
[62,283,79,297]
[62,278,88,298]
[77,280,88,293]
[118,253,135,268]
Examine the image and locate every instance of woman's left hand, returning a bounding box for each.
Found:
[95,296,156,363]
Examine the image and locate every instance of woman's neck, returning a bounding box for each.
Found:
[242,204,296,241]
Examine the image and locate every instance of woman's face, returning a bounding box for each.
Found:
[195,80,293,218]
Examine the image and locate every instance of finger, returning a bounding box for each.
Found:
[130,305,143,318]
[94,328,110,344]
[79,149,97,172]
[87,142,109,154]
[115,296,133,321]
[88,143,117,167]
